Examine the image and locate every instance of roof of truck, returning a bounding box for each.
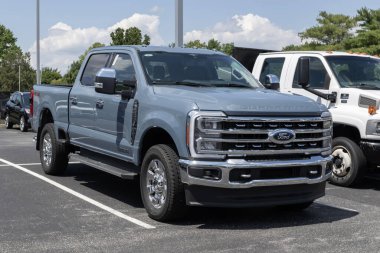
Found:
[260,51,380,58]
[91,45,226,55]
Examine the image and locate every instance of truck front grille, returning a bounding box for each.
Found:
[196,117,331,157]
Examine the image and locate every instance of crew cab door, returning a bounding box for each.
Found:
[285,56,334,108]
[94,52,137,160]
[69,53,111,149]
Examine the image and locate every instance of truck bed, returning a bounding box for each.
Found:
[32,84,72,133]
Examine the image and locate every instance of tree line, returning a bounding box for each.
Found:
[284,7,380,55]
[0,7,379,91]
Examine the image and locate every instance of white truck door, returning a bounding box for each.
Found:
[253,55,291,92]
[284,55,335,108]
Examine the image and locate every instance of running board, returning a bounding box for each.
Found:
[70,152,139,180]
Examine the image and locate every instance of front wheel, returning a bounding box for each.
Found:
[5,114,13,129]
[39,123,68,175]
[330,137,367,187]
[19,116,28,132]
[140,144,187,221]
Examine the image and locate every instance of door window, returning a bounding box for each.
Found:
[259,58,285,84]
[293,57,331,89]
[81,54,110,86]
[110,54,137,93]
[15,94,22,106]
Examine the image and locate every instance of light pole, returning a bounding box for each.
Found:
[175,0,183,47]
[18,65,21,91]
[36,0,41,85]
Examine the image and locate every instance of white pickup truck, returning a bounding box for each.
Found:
[252,51,380,186]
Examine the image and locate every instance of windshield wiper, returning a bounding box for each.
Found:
[215,82,252,88]
[152,80,213,87]
[349,83,380,90]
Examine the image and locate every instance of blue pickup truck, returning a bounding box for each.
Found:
[32,46,333,221]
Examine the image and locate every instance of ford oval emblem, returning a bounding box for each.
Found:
[268,129,296,144]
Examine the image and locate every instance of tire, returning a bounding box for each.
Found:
[330,137,367,187]
[39,123,68,175]
[5,114,13,129]
[278,201,313,211]
[19,116,28,132]
[140,144,187,221]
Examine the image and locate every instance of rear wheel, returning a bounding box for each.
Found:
[39,123,68,175]
[330,137,367,187]
[140,144,186,221]
[19,116,28,132]
[5,114,13,129]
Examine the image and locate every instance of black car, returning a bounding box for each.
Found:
[4,91,31,132]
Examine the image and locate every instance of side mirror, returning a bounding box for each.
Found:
[95,68,116,94]
[264,74,280,90]
[298,57,310,88]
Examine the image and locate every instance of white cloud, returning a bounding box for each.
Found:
[150,5,161,13]
[29,13,163,74]
[184,13,300,50]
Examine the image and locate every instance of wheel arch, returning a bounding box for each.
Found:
[138,127,180,166]
[333,123,361,145]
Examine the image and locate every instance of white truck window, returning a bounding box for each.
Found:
[259,58,285,84]
[293,57,330,89]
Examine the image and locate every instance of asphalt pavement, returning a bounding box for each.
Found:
[0,125,379,252]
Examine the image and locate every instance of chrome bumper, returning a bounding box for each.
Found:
[179,155,333,189]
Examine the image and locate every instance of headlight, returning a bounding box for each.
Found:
[187,111,226,158]
[366,120,380,135]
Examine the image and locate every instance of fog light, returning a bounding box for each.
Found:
[188,167,221,181]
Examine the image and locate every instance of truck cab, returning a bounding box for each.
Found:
[253,51,380,186]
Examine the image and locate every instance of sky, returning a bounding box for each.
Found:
[0,0,379,74]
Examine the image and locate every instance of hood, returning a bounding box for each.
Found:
[153,86,326,116]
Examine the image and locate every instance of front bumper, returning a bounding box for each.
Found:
[179,155,333,207]
[361,140,380,164]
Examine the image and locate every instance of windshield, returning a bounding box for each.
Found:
[326,56,380,90]
[139,51,262,88]
[22,93,30,108]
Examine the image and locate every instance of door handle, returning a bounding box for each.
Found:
[96,99,104,109]
[70,97,78,105]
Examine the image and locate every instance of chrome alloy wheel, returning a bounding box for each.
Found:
[332,145,352,177]
[5,115,9,128]
[42,134,53,167]
[146,159,168,209]
[20,117,25,131]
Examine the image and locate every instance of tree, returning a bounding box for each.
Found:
[299,11,355,45]
[184,39,234,55]
[184,40,207,49]
[41,67,62,84]
[63,42,105,84]
[356,7,380,31]
[0,24,17,59]
[0,47,35,92]
[341,8,380,55]
[0,24,35,91]
[110,27,151,46]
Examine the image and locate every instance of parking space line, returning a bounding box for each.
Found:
[0,158,155,229]
[0,162,81,167]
